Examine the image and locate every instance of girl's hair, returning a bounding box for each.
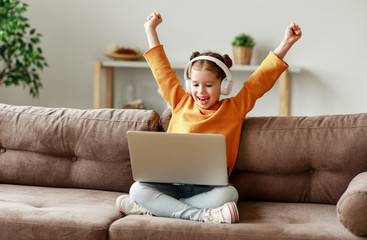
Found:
[189,51,233,80]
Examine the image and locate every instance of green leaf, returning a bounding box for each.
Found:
[19,24,25,33]
[30,37,40,44]
[27,42,33,51]
[37,62,43,70]
[2,31,9,41]
[32,73,40,80]
[5,80,13,86]
[13,78,19,85]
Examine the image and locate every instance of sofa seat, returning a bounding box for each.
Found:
[109,201,363,240]
[0,184,123,240]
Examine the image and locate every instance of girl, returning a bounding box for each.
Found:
[117,12,302,224]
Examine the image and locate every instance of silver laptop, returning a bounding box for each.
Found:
[127,131,228,186]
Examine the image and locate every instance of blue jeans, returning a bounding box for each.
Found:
[129,182,239,221]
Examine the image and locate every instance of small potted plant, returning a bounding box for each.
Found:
[232,33,256,65]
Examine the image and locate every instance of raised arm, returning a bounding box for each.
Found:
[144,13,186,109]
[273,23,302,60]
[144,12,163,49]
[234,23,301,116]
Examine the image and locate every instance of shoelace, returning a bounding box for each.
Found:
[130,203,152,216]
[203,207,225,222]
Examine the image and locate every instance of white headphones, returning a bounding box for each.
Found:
[183,56,233,96]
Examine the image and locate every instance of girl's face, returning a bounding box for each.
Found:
[190,68,221,110]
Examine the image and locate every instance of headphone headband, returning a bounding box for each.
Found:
[184,56,232,82]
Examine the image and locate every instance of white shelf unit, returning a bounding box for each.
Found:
[101,60,301,73]
[94,60,301,116]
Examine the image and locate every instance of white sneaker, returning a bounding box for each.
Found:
[116,194,152,216]
[202,202,239,224]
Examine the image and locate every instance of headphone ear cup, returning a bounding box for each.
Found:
[184,62,192,94]
[221,78,233,96]
[185,79,192,94]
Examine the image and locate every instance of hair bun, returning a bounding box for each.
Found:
[190,51,201,60]
[222,54,233,69]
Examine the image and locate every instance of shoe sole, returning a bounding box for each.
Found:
[226,202,239,223]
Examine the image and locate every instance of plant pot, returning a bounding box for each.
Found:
[232,46,253,65]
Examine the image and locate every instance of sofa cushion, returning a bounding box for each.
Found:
[337,171,367,236]
[0,184,123,240]
[0,104,160,192]
[231,113,367,204]
[108,201,360,240]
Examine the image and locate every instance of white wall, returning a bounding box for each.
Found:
[1,0,366,116]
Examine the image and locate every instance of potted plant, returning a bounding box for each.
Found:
[0,0,48,98]
[232,33,255,65]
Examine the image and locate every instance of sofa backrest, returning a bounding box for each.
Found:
[231,113,367,204]
[0,104,160,192]
[161,109,367,204]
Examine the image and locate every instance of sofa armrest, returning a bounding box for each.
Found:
[337,172,367,236]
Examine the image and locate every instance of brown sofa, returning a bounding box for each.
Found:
[0,103,366,240]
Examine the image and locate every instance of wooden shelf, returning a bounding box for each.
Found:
[94,60,301,116]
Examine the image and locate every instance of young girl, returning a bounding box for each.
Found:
[117,12,302,224]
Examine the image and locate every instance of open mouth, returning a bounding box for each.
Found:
[197,96,209,106]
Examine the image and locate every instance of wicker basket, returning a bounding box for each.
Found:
[232,46,253,65]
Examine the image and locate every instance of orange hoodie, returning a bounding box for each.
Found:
[144,45,288,175]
